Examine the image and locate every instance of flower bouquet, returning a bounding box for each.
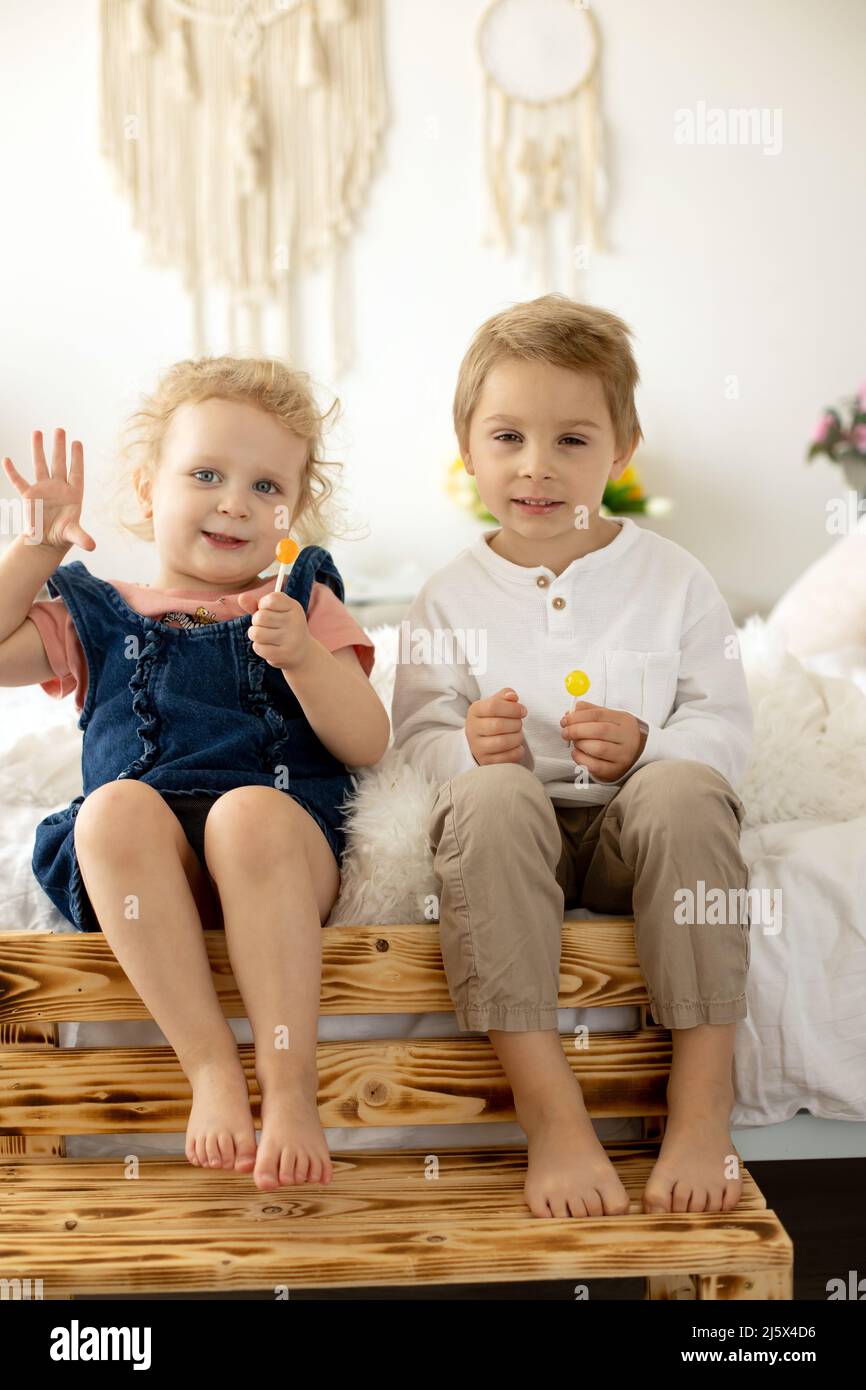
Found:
[807,381,866,467]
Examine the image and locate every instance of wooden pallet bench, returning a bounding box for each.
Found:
[0,922,793,1299]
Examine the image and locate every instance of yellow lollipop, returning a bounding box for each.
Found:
[565,668,591,707]
[274,537,300,592]
[565,668,592,784]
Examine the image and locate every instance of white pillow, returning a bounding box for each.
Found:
[766,512,866,658]
[735,616,866,826]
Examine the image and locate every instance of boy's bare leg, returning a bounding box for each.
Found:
[204,789,340,1192]
[489,1029,631,1218]
[74,783,257,1174]
[642,1021,743,1213]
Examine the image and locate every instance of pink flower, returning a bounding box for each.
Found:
[811,411,836,445]
[858,379,866,411]
[851,424,866,453]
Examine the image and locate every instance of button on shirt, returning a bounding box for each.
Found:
[390,517,754,806]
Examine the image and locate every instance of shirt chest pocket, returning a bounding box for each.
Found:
[604,648,682,723]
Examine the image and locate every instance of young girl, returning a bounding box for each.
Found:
[0,357,390,1194]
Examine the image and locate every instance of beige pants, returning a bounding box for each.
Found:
[428,760,751,1033]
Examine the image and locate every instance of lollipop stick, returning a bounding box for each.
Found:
[273,538,300,592]
[563,669,591,783]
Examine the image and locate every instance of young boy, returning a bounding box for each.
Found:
[391,294,754,1220]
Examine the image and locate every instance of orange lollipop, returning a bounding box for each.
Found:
[274,537,300,591]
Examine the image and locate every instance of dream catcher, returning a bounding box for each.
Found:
[99,0,388,375]
[477,0,605,293]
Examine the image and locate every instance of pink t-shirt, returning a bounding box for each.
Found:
[27,574,375,715]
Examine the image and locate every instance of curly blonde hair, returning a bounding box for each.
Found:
[110,355,347,550]
[453,294,644,459]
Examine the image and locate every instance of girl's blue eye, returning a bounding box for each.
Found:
[192,470,280,493]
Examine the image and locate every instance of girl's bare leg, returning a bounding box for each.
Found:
[202,787,340,1192]
[73,781,257,1173]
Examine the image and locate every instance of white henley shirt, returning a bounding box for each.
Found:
[390,516,754,805]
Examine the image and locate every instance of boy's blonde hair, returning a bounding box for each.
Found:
[453,294,643,458]
[112,355,345,548]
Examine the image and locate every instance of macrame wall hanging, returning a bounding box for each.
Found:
[477,0,605,296]
[99,0,387,377]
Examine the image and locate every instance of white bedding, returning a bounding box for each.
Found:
[2,635,865,1159]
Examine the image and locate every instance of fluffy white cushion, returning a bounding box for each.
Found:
[734,616,866,825]
[766,511,866,658]
[331,751,440,925]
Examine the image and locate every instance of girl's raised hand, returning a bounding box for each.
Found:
[2,427,96,552]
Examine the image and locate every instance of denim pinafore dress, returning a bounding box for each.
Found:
[31,545,356,932]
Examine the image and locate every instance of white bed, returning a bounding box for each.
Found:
[2,618,866,1163]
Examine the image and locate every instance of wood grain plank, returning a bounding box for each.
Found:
[0,1210,794,1294]
[0,1145,767,1228]
[0,922,649,1021]
[0,1021,65,1160]
[1,1031,672,1134]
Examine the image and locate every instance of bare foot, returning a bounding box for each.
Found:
[643,1084,742,1214]
[519,1092,631,1219]
[252,1071,333,1191]
[184,1055,257,1174]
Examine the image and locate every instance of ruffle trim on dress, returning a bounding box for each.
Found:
[245,648,292,786]
[116,623,165,782]
[66,797,98,932]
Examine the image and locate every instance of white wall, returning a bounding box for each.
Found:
[1,0,863,615]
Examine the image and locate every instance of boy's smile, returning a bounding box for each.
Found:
[462,358,638,574]
[511,497,565,514]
